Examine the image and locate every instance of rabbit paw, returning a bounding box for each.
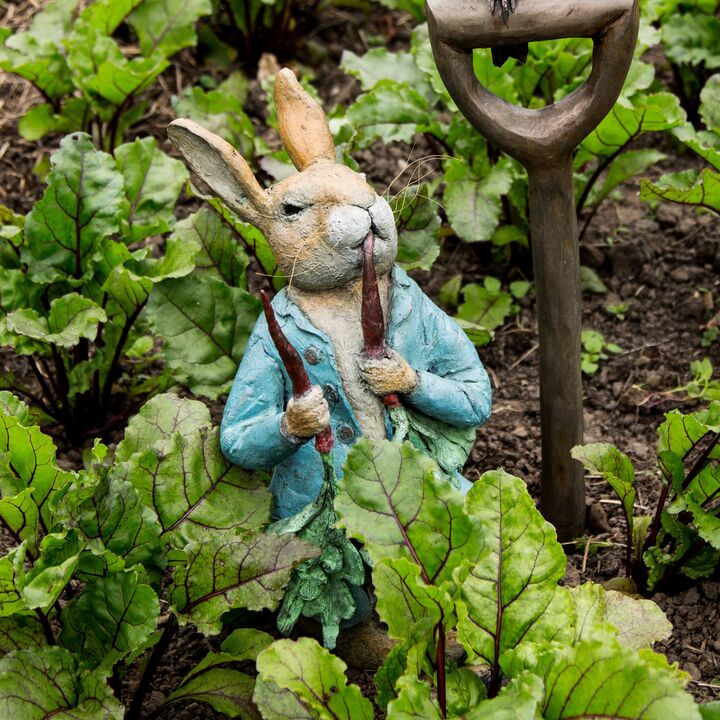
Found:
[358,348,419,396]
[284,385,330,439]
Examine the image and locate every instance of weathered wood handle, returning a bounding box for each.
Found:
[427,0,635,50]
[427,0,639,165]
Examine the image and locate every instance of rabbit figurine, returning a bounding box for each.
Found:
[167,68,492,522]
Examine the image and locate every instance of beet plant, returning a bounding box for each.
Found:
[0,390,316,718]
[0,0,212,151]
[642,73,720,215]
[0,133,190,440]
[253,437,713,719]
[0,131,263,441]
[573,400,720,590]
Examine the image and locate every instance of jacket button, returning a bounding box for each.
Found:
[337,425,355,443]
[304,346,320,365]
[323,384,339,403]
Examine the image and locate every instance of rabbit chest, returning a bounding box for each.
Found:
[289,278,391,441]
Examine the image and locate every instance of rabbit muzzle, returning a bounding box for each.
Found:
[327,196,397,261]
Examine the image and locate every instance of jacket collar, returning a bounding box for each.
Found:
[272,264,414,337]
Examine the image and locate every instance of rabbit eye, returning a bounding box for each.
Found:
[282,202,305,217]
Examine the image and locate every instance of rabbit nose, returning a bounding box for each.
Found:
[327,206,371,248]
[368,197,396,243]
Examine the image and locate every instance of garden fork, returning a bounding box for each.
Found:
[427,0,639,540]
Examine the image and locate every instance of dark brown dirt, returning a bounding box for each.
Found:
[1,1,720,717]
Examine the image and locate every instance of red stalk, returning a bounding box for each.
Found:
[260,290,333,454]
[361,233,400,409]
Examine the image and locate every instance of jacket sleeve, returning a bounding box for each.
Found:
[220,319,306,469]
[401,291,492,428]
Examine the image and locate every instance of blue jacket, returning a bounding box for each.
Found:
[220,266,492,519]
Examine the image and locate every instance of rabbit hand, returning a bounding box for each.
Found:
[358,347,419,396]
[283,385,330,439]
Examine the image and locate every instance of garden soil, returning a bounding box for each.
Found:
[1,2,719,717]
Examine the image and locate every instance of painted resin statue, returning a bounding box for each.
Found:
[168,68,492,644]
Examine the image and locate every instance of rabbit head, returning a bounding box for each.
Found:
[168,68,398,291]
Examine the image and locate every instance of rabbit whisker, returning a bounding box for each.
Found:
[382,153,453,197]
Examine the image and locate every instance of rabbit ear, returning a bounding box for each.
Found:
[167,119,269,224]
[275,68,336,170]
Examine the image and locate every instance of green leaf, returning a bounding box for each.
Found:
[375,620,433,711]
[115,137,188,242]
[583,149,666,211]
[22,134,126,284]
[147,274,261,399]
[579,92,686,162]
[0,545,27,616]
[163,631,273,719]
[23,532,82,611]
[701,702,720,719]
[0,490,39,558]
[59,569,160,669]
[127,0,212,57]
[173,72,256,158]
[0,407,75,528]
[336,438,480,585]
[6,293,106,349]
[170,530,319,634]
[373,557,453,642]
[390,184,441,272]
[457,276,515,331]
[456,470,573,672]
[657,406,717,473]
[101,232,198,319]
[663,14,720,70]
[374,0,425,22]
[386,675,441,719]
[571,443,636,545]
[67,26,168,118]
[117,425,270,544]
[18,103,74,142]
[0,0,78,101]
[455,318,494,348]
[443,158,516,243]
[347,81,432,148]
[0,615,47,657]
[701,75,720,132]
[505,638,701,719]
[114,392,212,463]
[580,265,609,294]
[446,665,488,716]
[78,0,144,34]
[400,404,477,478]
[0,646,124,719]
[56,473,162,570]
[221,627,274,660]
[341,48,429,96]
[170,208,249,286]
[253,679,312,720]
[604,590,673,649]
[464,672,543,719]
[207,197,282,287]
[640,168,720,213]
[569,583,672,649]
[256,637,373,720]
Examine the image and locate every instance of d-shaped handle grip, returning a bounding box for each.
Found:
[427,0,639,165]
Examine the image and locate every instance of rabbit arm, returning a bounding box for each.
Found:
[397,291,492,428]
[220,332,307,470]
[405,366,491,428]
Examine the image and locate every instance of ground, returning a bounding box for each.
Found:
[1,1,719,716]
